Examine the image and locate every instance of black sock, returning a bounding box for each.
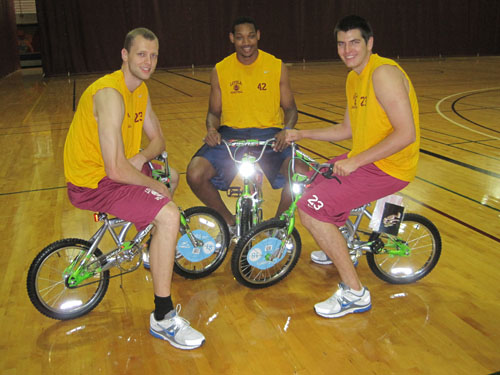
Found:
[154,295,174,320]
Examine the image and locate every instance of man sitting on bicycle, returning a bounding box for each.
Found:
[63,28,204,349]
[186,16,308,232]
[286,15,420,318]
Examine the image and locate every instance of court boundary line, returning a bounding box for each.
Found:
[435,87,500,141]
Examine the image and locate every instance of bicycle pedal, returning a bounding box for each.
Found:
[227,186,242,197]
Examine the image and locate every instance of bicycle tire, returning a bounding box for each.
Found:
[174,206,230,279]
[239,197,253,238]
[231,219,301,289]
[26,238,110,320]
[366,213,441,284]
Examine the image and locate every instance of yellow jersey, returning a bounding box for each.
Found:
[347,54,420,182]
[64,70,148,188]
[216,50,283,129]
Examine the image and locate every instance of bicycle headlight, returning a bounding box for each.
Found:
[291,173,307,195]
[292,182,304,195]
[239,161,255,178]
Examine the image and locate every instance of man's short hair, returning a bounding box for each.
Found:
[124,27,158,52]
[231,16,258,34]
[334,15,373,44]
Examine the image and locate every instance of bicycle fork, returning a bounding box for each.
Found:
[267,199,300,262]
[179,209,203,247]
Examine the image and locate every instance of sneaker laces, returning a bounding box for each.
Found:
[169,304,191,331]
[331,282,358,305]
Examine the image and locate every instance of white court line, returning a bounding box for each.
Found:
[435,87,500,141]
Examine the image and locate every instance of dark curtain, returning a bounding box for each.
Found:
[35,0,500,76]
[0,0,19,78]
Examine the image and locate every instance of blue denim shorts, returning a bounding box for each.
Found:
[193,126,292,190]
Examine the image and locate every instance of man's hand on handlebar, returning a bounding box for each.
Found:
[284,129,302,144]
[333,157,359,176]
[204,127,221,147]
[312,163,341,184]
[274,130,289,152]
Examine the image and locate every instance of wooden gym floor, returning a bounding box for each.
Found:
[0,56,499,374]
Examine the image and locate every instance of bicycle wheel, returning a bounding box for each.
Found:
[366,213,441,284]
[231,219,301,288]
[239,197,253,238]
[26,238,110,320]
[174,206,229,279]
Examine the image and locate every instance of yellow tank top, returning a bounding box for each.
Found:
[347,54,420,182]
[217,50,283,129]
[64,70,148,188]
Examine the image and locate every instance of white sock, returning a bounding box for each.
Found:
[350,287,365,296]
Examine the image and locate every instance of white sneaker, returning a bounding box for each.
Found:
[143,250,150,269]
[143,236,152,269]
[310,250,333,265]
[314,282,371,318]
[310,251,359,267]
[149,305,205,349]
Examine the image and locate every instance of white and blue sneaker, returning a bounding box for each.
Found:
[310,250,359,267]
[143,249,150,269]
[314,282,371,318]
[150,305,205,350]
[142,235,152,269]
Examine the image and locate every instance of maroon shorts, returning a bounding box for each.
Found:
[67,164,171,231]
[297,153,409,226]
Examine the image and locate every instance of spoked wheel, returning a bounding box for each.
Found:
[26,238,110,320]
[231,219,301,288]
[366,213,442,284]
[174,206,230,279]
